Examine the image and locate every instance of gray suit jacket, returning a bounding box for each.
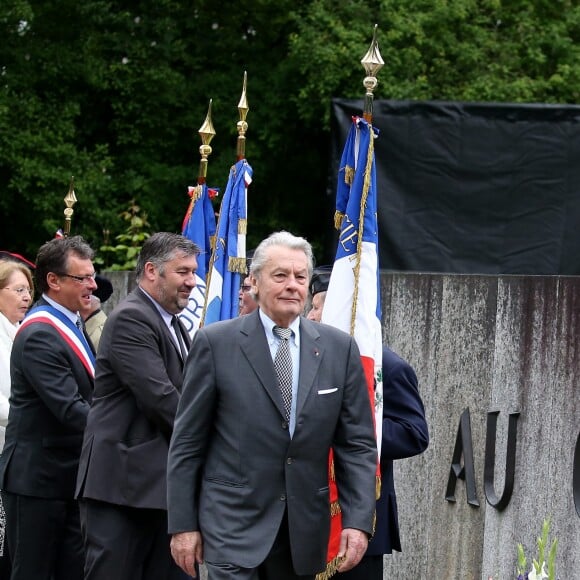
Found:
[167,310,377,575]
[76,288,188,509]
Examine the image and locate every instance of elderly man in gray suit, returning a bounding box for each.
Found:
[168,231,377,580]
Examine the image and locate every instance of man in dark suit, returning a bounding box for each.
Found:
[76,232,199,580]
[338,346,429,580]
[168,231,378,580]
[0,235,97,580]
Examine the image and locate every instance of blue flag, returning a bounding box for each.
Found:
[202,159,252,325]
[179,184,218,338]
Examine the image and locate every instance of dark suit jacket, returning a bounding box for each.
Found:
[0,298,94,499]
[365,347,429,556]
[76,288,188,510]
[167,311,378,576]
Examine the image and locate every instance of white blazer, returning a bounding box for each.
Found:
[0,312,18,451]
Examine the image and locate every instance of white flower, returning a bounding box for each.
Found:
[528,562,548,580]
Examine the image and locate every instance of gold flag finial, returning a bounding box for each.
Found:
[197,99,216,185]
[360,24,384,122]
[236,71,249,160]
[63,176,77,237]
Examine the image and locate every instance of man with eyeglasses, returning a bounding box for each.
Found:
[0,235,97,580]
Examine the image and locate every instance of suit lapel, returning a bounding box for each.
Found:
[239,312,287,420]
[296,318,323,419]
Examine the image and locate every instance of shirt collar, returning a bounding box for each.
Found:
[258,309,301,347]
[42,293,79,325]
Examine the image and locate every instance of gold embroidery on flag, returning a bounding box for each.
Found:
[344,164,354,186]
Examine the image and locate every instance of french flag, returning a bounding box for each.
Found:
[320,116,383,576]
[322,115,383,453]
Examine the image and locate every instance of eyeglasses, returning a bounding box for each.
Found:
[1,286,32,296]
[241,285,252,292]
[61,272,97,286]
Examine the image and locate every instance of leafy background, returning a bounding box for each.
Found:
[1,0,579,265]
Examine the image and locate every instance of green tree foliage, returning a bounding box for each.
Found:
[1,0,579,263]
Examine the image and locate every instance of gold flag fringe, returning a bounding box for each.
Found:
[228,256,247,274]
[183,185,204,224]
[191,184,203,201]
[238,218,247,235]
[315,554,344,580]
[330,500,342,517]
[376,474,381,500]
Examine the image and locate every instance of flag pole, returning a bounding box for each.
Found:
[63,176,77,237]
[181,99,216,252]
[179,100,219,337]
[185,99,216,210]
[360,24,384,123]
[316,26,384,580]
[197,99,216,186]
[236,71,249,161]
[201,72,250,326]
[346,25,384,336]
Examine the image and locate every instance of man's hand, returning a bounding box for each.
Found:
[336,528,369,572]
[170,531,203,577]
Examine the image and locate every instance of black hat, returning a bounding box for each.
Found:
[94,275,113,303]
[310,265,332,296]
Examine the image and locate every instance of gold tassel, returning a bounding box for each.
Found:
[191,184,203,202]
[315,554,344,580]
[238,218,247,235]
[333,211,344,231]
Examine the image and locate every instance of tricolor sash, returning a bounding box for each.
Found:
[19,305,96,378]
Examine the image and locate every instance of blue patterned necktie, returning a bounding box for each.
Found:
[273,326,293,421]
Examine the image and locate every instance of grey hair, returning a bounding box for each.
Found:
[135,232,200,280]
[250,231,314,280]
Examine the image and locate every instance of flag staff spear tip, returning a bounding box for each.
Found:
[236,71,249,161]
[360,24,384,123]
[63,175,77,237]
[197,99,216,186]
